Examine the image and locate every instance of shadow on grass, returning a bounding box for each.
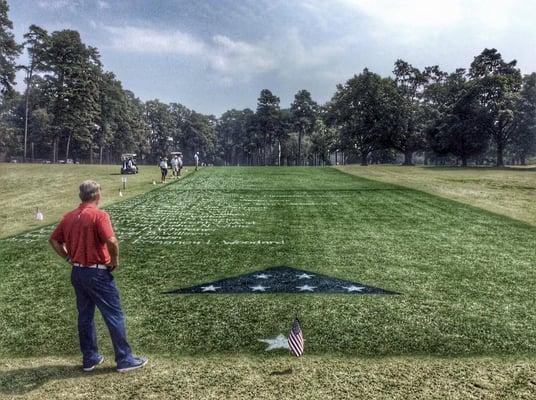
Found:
[0,364,116,395]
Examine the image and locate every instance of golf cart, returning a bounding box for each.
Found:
[120,153,138,174]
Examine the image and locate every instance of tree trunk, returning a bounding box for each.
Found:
[361,151,368,166]
[402,149,413,165]
[298,129,302,166]
[65,133,72,161]
[52,138,57,163]
[461,154,468,167]
[23,68,33,163]
[99,146,103,165]
[520,153,526,166]
[496,143,504,167]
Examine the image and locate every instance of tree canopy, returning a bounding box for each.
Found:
[0,3,534,168]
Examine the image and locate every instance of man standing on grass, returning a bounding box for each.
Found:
[194,152,199,171]
[159,157,168,183]
[48,180,148,373]
[178,153,183,176]
[170,155,179,178]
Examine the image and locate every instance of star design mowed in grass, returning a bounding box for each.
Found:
[165,266,398,295]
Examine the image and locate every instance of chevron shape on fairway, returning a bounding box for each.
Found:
[165,266,399,295]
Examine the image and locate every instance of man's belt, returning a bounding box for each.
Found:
[73,263,109,270]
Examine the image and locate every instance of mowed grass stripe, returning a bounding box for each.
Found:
[338,165,536,226]
[0,167,535,358]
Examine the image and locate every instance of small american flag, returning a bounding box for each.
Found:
[288,317,304,357]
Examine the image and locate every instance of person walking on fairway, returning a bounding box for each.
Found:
[159,157,168,183]
[48,180,148,373]
[170,155,180,178]
[177,153,183,176]
[194,152,199,171]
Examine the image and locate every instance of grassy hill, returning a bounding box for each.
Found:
[338,165,536,225]
[1,165,535,399]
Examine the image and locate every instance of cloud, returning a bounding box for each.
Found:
[323,0,527,26]
[336,0,464,28]
[208,35,276,76]
[104,26,206,55]
[297,0,536,77]
[37,0,80,10]
[103,24,353,85]
[97,0,109,9]
[302,0,536,43]
[37,0,111,11]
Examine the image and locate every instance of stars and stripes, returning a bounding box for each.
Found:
[200,285,220,292]
[288,318,304,357]
[342,285,364,292]
[166,265,398,295]
[250,284,268,292]
[296,284,316,291]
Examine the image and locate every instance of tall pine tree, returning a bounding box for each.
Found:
[0,0,21,95]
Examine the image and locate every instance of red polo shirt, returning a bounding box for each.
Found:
[50,203,115,266]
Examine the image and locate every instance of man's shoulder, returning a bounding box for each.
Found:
[94,208,110,218]
[82,206,110,220]
[61,208,79,220]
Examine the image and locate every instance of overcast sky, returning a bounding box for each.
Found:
[8,0,536,115]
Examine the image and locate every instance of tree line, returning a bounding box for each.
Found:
[0,1,535,167]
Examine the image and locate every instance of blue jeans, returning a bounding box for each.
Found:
[71,266,134,366]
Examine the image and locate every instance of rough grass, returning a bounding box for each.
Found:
[0,163,192,238]
[337,164,536,225]
[1,356,536,399]
[1,166,536,398]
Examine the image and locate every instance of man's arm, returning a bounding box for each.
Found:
[49,238,69,260]
[106,236,119,270]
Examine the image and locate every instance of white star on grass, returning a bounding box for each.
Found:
[343,285,365,292]
[201,285,220,292]
[258,334,290,351]
[254,274,271,279]
[250,285,269,292]
[296,285,316,292]
[296,273,314,279]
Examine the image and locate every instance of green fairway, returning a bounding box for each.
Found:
[0,163,191,238]
[1,166,536,398]
[338,164,536,226]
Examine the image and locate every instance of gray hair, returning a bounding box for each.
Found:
[79,180,101,202]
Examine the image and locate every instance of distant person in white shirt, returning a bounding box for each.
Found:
[170,155,180,178]
[159,157,168,183]
[194,152,199,171]
[178,154,183,176]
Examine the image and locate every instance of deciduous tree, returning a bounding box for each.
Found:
[329,69,400,166]
[469,48,522,167]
